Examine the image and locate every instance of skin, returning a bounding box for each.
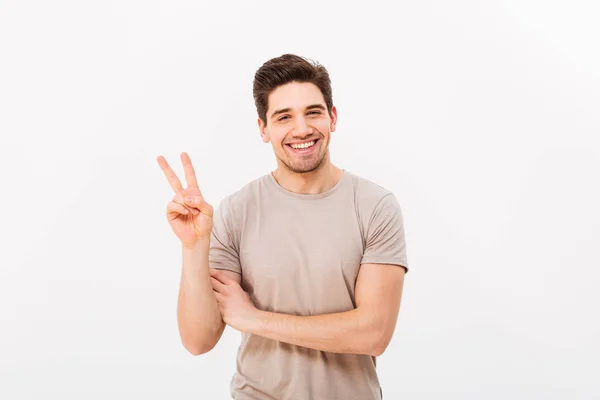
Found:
[158,81,405,356]
[211,81,346,332]
[156,152,213,245]
[258,81,344,195]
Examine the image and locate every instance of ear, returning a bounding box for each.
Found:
[258,117,270,143]
[329,105,338,133]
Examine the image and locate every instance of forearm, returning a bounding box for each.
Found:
[248,308,380,356]
[177,238,224,354]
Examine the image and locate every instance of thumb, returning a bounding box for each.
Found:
[184,195,203,207]
[184,195,213,216]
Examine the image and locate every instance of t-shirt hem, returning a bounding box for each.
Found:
[360,258,408,272]
[209,266,242,275]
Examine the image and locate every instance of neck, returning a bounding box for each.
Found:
[272,159,343,195]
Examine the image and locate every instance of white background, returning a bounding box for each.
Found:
[1,0,599,399]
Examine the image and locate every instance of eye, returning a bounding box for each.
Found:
[278,115,290,121]
[308,111,321,115]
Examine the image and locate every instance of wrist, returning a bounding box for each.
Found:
[247,309,265,334]
[181,238,211,273]
[182,237,210,252]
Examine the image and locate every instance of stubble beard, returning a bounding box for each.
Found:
[278,141,328,174]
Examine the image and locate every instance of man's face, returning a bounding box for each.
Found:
[258,81,337,174]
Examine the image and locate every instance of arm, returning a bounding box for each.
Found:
[212,193,408,356]
[246,263,405,356]
[157,153,242,356]
[177,238,241,355]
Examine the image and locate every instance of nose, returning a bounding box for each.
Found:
[292,116,313,136]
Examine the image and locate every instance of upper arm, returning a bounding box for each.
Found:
[209,199,242,274]
[356,192,409,356]
[207,268,242,350]
[205,198,243,351]
[355,263,406,356]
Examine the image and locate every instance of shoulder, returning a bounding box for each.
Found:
[343,170,406,238]
[345,170,397,211]
[215,173,269,217]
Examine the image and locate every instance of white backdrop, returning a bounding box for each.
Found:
[1,1,599,399]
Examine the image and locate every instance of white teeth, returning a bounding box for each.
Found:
[290,141,315,149]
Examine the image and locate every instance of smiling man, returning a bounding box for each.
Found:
[158,54,409,400]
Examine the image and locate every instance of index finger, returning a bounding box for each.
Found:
[210,269,232,284]
[157,155,184,193]
[180,152,199,189]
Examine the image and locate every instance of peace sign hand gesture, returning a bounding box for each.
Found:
[157,152,214,248]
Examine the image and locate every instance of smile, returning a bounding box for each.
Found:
[286,139,319,154]
[290,140,315,149]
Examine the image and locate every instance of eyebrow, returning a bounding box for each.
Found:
[270,104,326,119]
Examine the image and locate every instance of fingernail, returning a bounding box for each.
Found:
[192,209,199,215]
[183,209,189,214]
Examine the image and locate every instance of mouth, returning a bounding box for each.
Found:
[286,139,319,155]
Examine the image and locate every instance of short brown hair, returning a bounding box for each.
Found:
[253,54,333,126]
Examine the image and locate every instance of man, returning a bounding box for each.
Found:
[157,54,408,400]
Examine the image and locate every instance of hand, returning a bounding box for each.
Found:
[210,269,258,333]
[157,152,214,247]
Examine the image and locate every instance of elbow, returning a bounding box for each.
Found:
[368,324,393,357]
[369,340,387,357]
[183,340,215,356]
[181,330,220,356]
[185,345,210,356]
[185,346,204,356]
[179,322,224,356]
[369,337,390,357]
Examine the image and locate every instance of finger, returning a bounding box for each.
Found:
[157,155,184,194]
[184,196,214,218]
[210,276,227,293]
[180,152,200,189]
[213,291,224,302]
[209,269,231,284]
[173,194,200,215]
[166,201,190,217]
[183,195,205,209]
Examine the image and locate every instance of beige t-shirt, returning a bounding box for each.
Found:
[209,170,408,400]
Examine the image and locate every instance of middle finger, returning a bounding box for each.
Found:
[181,152,200,189]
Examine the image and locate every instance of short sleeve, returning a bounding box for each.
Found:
[208,198,242,275]
[360,193,409,272]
